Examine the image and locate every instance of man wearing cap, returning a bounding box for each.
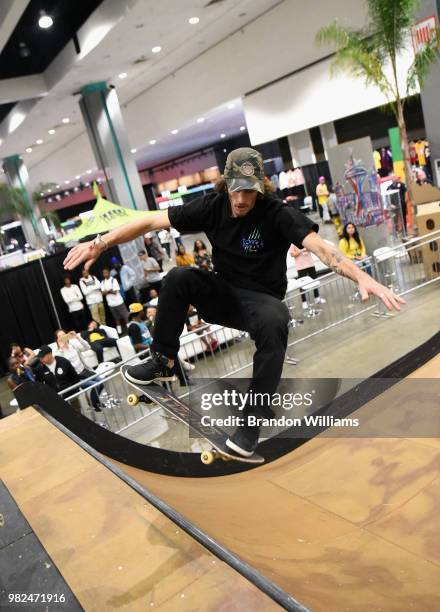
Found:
[127,303,153,353]
[64,147,404,457]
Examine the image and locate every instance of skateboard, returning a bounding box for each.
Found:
[121,366,264,465]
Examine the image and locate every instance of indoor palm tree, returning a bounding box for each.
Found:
[0,183,44,246]
[316,0,440,195]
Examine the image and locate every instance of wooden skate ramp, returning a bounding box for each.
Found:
[0,408,286,611]
[109,353,440,611]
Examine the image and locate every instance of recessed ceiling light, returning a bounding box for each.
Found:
[40,192,44,196]
[62,117,70,124]
[189,17,200,25]
[86,169,92,174]
[25,147,33,153]
[38,10,53,29]
[152,46,162,54]
[36,139,43,145]
[65,180,70,184]
[240,125,246,131]
[220,133,226,139]
[85,182,90,186]
[227,103,235,109]
[171,129,178,135]
[130,148,137,153]
[196,117,205,123]
[118,72,128,79]
[75,175,80,179]
[56,184,60,188]
[48,189,52,193]
[48,129,55,135]
[149,139,157,145]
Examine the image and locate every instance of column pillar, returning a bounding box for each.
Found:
[79,82,148,210]
[320,122,338,159]
[417,0,440,186]
[2,155,46,247]
[287,130,316,167]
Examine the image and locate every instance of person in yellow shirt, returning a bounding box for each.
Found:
[339,223,371,274]
[175,244,195,267]
[316,176,329,219]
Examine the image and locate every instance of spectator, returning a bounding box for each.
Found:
[82,320,118,363]
[127,303,153,353]
[145,287,159,307]
[60,275,86,331]
[170,227,183,248]
[10,343,36,367]
[316,176,329,220]
[415,168,432,186]
[186,306,219,352]
[158,229,172,259]
[33,345,80,393]
[101,268,129,334]
[193,240,213,270]
[7,356,35,391]
[54,329,103,411]
[176,244,195,267]
[289,244,325,309]
[144,234,165,272]
[339,223,371,275]
[111,258,137,304]
[79,269,106,326]
[139,250,162,294]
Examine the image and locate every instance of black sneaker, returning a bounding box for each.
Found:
[124,352,177,385]
[226,424,260,458]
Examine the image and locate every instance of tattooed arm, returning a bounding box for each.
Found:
[302,232,405,312]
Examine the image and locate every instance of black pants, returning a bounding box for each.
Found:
[161,243,171,258]
[90,338,117,363]
[71,309,87,332]
[152,268,290,398]
[79,368,103,409]
[297,267,319,302]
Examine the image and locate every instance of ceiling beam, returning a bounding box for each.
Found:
[0,74,48,104]
[0,0,30,56]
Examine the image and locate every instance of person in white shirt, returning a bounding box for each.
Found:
[54,329,103,411]
[79,268,106,325]
[139,251,162,291]
[158,229,171,259]
[101,268,129,333]
[60,275,86,331]
[110,258,137,304]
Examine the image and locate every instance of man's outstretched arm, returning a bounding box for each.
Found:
[63,209,171,271]
[302,232,405,312]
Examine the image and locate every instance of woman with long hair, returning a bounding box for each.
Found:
[175,244,195,267]
[193,239,213,270]
[339,223,371,274]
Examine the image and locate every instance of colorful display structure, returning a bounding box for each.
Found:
[335,151,384,228]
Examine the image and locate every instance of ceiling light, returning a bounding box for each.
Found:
[75,175,80,179]
[48,129,55,135]
[36,139,43,145]
[86,169,92,174]
[18,42,30,58]
[25,147,33,153]
[118,72,128,79]
[149,139,156,145]
[65,180,70,184]
[38,11,53,29]
[171,129,178,135]
[197,117,205,123]
[56,184,60,189]
[240,125,246,131]
[48,189,52,193]
[227,103,235,109]
[220,133,226,139]
[74,187,79,192]
[130,148,137,153]
[62,117,70,124]
[189,17,200,25]
[40,192,44,197]
[85,182,90,186]
[152,46,162,54]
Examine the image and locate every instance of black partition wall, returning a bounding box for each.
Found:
[0,246,121,374]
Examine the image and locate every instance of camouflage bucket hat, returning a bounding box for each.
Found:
[224,147,264,194]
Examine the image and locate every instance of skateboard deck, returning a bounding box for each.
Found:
[121,366,264,465]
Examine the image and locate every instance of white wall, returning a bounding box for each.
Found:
[243,49,416,145]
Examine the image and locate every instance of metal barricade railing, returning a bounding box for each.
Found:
[62,231,440,438]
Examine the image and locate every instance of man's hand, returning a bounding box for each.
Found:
[63,240,105,271]
[357,276,405,311]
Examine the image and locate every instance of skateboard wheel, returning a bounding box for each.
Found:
[127,394,139,406]
[201,451,215,465]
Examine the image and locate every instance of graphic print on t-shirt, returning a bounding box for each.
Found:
[242,227,264,253]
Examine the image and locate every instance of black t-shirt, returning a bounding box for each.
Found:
[168,192,318,298]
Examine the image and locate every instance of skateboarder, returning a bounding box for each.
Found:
[64,147,404,457]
